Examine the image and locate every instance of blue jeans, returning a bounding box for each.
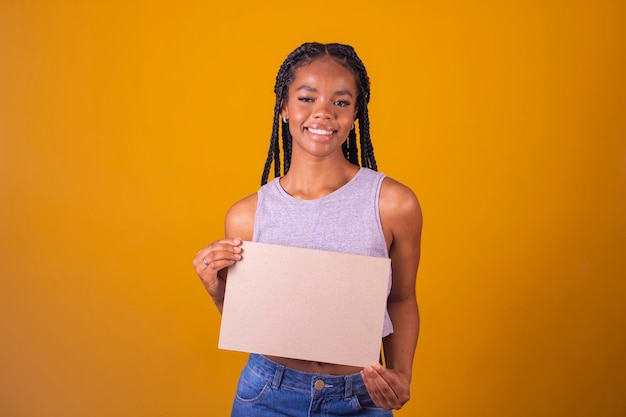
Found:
[231,354,393,417]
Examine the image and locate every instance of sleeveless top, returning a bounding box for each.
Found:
[253,167,393,337]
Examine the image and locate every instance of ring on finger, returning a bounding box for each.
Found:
[203,257,209,266]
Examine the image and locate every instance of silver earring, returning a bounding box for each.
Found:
[351,123,355,130]
[283,116,288,123]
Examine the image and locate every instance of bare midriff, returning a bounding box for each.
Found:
[265,355,363,375]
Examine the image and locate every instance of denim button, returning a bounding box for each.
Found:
[314,380,325,390]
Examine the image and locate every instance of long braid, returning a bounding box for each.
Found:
[343,129,358,165]
[261,98,283,185]
[261,42,377,185]
[339,45,377,171]
[281,118,292,173]
[358,106,377,171]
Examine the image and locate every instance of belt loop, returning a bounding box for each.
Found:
[272,364,285,389]
[344,375,353,399]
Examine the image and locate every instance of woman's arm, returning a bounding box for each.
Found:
[362,178,422,410]
[192,193,257,313]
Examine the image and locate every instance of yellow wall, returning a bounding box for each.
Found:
[1,1,625,416]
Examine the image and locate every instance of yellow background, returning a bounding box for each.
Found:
[1,1,625,416]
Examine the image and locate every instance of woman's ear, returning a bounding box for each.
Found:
[280,100,288,122]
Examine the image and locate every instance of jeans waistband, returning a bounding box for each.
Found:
[246,354,368,399]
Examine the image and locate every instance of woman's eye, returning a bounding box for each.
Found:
[335,100,351,107]
[298,97,314,102]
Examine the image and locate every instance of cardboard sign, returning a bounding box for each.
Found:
[218,241,391,367]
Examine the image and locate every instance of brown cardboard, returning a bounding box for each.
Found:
[218,241,391,367]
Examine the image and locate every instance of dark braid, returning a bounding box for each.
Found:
[358,106,377,171]
[261,42,377,185]
[281,118,292,173]
[344,129,358,165]
[261,98,283,181]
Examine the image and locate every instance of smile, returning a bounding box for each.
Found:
[307,127,334,135]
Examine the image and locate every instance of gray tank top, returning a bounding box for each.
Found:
[253,167,393,337]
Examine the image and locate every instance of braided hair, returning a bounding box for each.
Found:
[261,42,377,185]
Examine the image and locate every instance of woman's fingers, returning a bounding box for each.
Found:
[361,365,409,410]
[193,238,242,268]
[192,238,244,299]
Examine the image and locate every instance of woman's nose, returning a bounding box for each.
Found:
[313,101,332,119]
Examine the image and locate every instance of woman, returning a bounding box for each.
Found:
[193,42,422,416]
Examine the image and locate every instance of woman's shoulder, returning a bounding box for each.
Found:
[224,192,258,240]
[380,176,420,206]
[379,176,422,222]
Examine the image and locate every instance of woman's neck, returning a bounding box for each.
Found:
[279,157,359,200]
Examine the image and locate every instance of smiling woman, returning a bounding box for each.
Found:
[260,42,378,184]
[282,58,358,160]
[192,42,423,416]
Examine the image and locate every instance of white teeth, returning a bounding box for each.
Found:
[308,128,333,135]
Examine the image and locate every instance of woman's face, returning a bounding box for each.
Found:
[281,57,358,160]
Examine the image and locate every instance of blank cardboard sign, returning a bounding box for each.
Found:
[218,241,391,367]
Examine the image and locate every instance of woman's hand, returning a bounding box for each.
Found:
[192,238,243,313]
[361,364,411,410]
